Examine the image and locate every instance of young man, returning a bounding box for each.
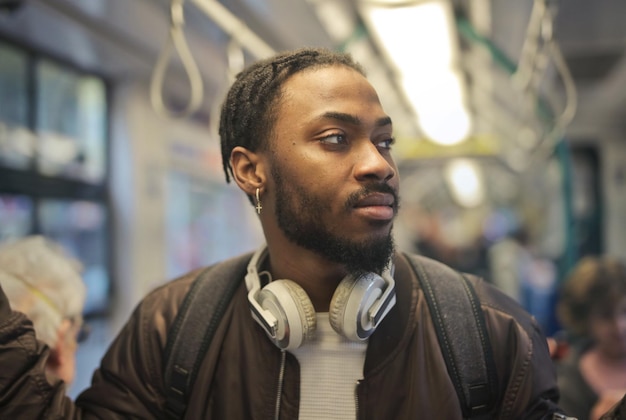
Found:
[0,48,565,418]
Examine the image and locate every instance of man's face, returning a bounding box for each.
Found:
[266,65,400,274]
[590,297,626,359]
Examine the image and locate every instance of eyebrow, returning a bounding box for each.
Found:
[319,111,392,127]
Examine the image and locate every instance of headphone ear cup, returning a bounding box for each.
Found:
[329,273,386,341]
[257,279,316,350]
[328,277,354,337]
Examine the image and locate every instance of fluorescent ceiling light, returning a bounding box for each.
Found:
[402,70,466,113]
[403,70,472,145]
[445,158,485,208]
[360,0,472,145]
[363,1,456,74]
[419,104,472,146]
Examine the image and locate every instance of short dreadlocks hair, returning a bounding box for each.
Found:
[219,47,365,183]
[557,256,626,337]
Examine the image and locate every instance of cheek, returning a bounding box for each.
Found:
[590,316,626,345]
[589,319,613,340]
[617,315,626,337]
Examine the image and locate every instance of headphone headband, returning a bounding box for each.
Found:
[245,247,278,337]
[245,245,396,348]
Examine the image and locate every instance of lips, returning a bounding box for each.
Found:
[353,192,395,209]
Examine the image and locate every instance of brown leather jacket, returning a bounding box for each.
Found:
[0,252,563,419]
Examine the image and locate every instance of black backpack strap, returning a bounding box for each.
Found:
[162,253,252,419]
[406,254,499,419]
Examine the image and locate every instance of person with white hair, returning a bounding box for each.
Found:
[0,235,87,386]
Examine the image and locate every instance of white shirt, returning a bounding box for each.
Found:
[289,312,368,420]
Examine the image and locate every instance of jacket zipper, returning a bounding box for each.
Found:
[274,350,286,420]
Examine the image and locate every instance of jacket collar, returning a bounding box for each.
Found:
[364,252,418,375]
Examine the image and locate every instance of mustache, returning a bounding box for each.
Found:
[345,183,400,211]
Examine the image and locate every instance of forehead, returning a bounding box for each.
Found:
[276,65,383,116]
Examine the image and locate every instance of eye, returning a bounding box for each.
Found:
[319,133,346,145]
[377,137,395,150]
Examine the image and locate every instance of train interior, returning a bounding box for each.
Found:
[0,0,625,397]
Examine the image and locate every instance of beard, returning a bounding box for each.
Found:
[271,164,397,275]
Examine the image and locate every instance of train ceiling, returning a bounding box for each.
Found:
[1,0,624,170]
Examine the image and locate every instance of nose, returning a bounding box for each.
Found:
[353,141,396,182]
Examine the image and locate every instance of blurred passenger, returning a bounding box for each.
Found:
[487,227,533,302]
[556,256,626,420]
[488,226,559,333]
[0,235,86,386]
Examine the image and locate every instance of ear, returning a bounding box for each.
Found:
[230,146,266,195]
[47,344,62,371]
[45,319,75,384]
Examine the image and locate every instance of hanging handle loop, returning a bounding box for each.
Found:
[150,0,204,119]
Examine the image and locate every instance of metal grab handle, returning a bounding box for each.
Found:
[150,0,204,119]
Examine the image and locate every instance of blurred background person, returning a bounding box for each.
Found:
[487,226,533,302]
[556,256,626,420]
[0,235,87,387]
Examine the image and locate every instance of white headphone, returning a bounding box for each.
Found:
[245,246,396,350]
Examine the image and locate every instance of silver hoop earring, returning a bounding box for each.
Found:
[255,188,262,215]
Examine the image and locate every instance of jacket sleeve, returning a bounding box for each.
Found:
[472,278,566,420]
[0,283,79,418]
[515,319,566,419]
[0,280,185,419]
[73,293,172,419]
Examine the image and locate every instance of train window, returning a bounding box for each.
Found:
[38,199,110,313]
[165,172,263,279]
[0,194,33,240]
[0,42,27,126]
[0,38,111,316]
[0,41,29,169]
[36,60,107,184]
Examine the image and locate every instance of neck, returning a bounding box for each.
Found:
[263,241,348,312]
